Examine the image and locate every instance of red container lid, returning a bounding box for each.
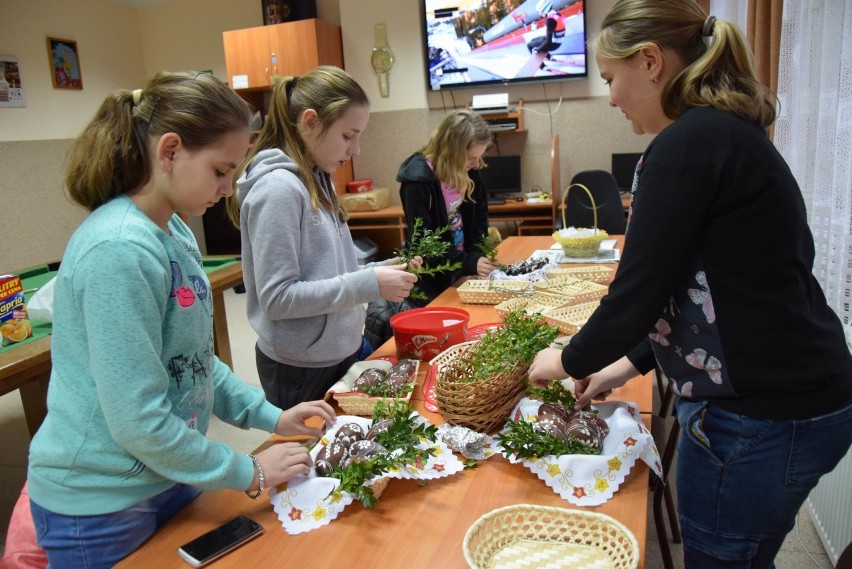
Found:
[390,307,470,332]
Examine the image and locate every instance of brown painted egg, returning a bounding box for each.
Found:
[389,359,417,379]
[574,411,610,440]
[314,441,348,476]
[385,374,411,396]
[353,368,387,393]
[537,402,575,425]
[533,415,570,440]
[335,423,365,447]
[365,418,394,440]
[349,439,388,459]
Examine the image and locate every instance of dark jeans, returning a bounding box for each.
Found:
[255,343,356,410]
[675,397,852,568]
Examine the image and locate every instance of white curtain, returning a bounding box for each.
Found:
[774,2,852,563]
[774,0,852,347]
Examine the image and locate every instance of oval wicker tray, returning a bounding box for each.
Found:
[545,265,615,284]
[330,359,418,416]
[541,300,601,335]
[494,292,573,319]
[463,504,639,569]
[457,279,530,305]
[532,277,608,305]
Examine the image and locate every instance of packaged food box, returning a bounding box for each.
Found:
[0,274,33,348]
[346,178,373,193]
[340,187,390,212]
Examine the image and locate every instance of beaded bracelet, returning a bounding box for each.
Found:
[245,454,265,500]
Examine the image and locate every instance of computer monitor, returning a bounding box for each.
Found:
[479,155,521,204]
[611,152,643,192]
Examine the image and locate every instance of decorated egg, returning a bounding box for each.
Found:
[537,402,574,425]
[335,423,365,447]
[533,415,570,440]
[314,441,348,476]
[349,439,388,459]
[353,368,387,392]
[385,374,411,396]
[365,418,394,440]
[389,359,417,379]
[574,410,610,440]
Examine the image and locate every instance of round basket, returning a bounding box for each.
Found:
[431,342,528,433]
[553,183,608,258]
[463,504,639,569]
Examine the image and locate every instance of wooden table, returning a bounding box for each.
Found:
[0,258,244,437]
[119,236,653,569]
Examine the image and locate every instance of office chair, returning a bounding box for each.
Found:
[558,170,626,234]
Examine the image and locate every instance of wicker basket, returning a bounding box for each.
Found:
[541,300,601,335]
[463,504,639,569]
[553,183,608,258]
[532,277,608,305]
[494,293,572,319]
[457,279,529,305]
[430,341,528,433]
[332,360,419,416]
[545,265,614,284]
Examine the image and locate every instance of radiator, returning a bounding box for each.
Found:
[807,450,852,565]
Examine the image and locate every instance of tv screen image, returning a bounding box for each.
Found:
[423,0,588,91]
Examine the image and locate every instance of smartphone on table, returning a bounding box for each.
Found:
[177,515,264,567]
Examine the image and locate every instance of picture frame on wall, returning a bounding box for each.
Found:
[46,37,83,89]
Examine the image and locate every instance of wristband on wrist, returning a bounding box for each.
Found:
[245,454,265,500]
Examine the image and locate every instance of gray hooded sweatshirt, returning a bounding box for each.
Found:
[235,148,381,367]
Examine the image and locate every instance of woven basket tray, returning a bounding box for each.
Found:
[552,183,610,258]
[545,265,614,284]
[541,300,601,335]
[331,360,419,416]
[463,504,639,569]
[494,292,573,319]
[430,341,528,433]
[457,279,529,305]
[532,277,608,305]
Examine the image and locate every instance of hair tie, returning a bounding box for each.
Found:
[132,89,143,106]
[702,15,717,37]
[285,76,300,99]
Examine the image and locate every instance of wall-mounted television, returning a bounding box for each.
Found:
[423,0,588,91]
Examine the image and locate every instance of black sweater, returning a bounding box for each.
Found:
[562,107,852,420]
[397,153,490,301]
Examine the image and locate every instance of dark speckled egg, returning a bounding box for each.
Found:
[564,413,608,452]
[365,418,394,440]
[314,441,348,476]
[353,368,387,393]
[389,359,417,379]
[385,374,411,396]
[537,402,575,425]
[335,423,365,448]
[348,439,388,459]
[533,415,570,440]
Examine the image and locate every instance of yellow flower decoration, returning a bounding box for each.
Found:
[330,491,343,504]
[595,477,610,493]
[608,456,622,471]
[546,463,561,477]
[312,507,327,521]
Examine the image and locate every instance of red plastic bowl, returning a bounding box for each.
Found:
[389,307,470,361]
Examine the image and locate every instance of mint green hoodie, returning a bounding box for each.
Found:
[28,196,281,516]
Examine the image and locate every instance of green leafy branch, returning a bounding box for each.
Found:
[476,234,503,267]
[396,218,463,300]
[527,379,585,410]
[496,418,598,460]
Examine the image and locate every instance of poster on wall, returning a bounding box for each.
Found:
[0,55,26,107]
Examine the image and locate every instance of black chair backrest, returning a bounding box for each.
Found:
[560,170,626,234]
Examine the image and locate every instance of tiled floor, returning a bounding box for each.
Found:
[0,288,837,567]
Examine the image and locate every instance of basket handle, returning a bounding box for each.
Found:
[560,183,599,233]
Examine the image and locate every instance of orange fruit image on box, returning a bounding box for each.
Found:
[0,274,33,348]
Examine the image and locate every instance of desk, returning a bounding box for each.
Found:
[347,200,556,254]
[0,257,244,437]
[119,235,652,569]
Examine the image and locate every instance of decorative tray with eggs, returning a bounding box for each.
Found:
[496,396,662,506]
[270,408,465,535]
[327,357,419,415]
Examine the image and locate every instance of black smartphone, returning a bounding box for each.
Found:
[177,515,264,567]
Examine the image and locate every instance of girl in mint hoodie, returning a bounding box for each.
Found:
[27,71,335,569]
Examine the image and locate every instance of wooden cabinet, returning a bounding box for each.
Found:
[223,19,343,91]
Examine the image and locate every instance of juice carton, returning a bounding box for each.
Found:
[0,274,33,348]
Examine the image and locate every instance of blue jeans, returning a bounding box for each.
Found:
[675,397,852,569]
[30,483,201,569]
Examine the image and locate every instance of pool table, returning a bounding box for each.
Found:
[0,257,243,437]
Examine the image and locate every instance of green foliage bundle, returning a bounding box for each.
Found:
[396,218,463,300]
